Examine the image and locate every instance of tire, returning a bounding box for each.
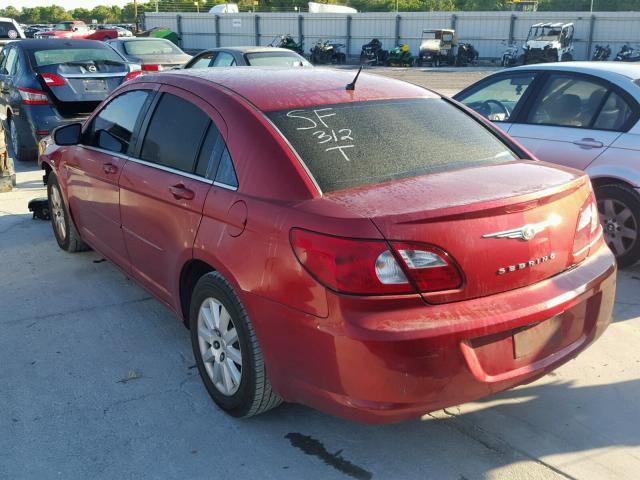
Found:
[8,116,35,162]
[190,272,282,418]
[595,184,640,268]
[561,52,573,62]
[47,172,89,252]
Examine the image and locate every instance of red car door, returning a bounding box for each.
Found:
[118,86,226,307]
[65,88,153,271]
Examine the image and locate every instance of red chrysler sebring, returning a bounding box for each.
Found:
[39,68,616,423]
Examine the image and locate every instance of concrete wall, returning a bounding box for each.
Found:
[144,11,640,60]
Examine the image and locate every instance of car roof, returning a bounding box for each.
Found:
[201,46,303,54]
[509,61,640,82]
[14,38,107,50]
[112,37,173,42]
[146,67,438,112]
[0,17,19,23]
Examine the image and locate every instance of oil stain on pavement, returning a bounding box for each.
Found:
[285,432,373,480]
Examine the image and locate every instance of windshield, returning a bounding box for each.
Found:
[32,48,123,67]
[123,39,183,56]
[245,51,310,67]
[422,31,436,39]
[267,98,517,193]
[528,26,561,41]
[53,23,74,31]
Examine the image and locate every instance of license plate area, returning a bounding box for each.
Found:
[513,315,563,359]
[83,79,107,92]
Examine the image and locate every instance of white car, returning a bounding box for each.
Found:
[455,62,640,267]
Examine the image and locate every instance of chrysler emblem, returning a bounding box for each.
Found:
[482,214,561,241]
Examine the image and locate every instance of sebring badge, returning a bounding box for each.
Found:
[482,214,562,241]
[497,253,556,275]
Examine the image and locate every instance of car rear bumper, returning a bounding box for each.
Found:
[16,105,86,153]
[246,242,616,424]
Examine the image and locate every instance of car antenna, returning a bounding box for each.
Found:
[345,66,363,91]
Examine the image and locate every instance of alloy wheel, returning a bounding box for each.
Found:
[49,185,67,241]
[197,297,243,396]
[599,198,638,257]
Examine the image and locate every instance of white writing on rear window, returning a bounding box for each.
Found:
[286,108,354,162]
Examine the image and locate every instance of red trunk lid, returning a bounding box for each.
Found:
[320,161,591,303]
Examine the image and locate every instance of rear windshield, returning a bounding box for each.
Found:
[0,22,20,39]
[267,98,517,193]
[123,39,182,56]
[245,51,309,67]
[32,48,123,67]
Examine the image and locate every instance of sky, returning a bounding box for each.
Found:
[5,0,135,9]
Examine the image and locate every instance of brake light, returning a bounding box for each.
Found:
[572,193,601,264]
[141,64,161,71]
[17,87,49,105]
[40,72,65,87]
[391,242,463,292]
[124,70,143,82]
[290,229,462,295]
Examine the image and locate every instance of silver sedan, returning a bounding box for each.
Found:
[455,62,640,267]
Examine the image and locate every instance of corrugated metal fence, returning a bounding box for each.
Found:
[144,11,640,61]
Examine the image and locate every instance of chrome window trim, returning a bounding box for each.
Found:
[81,145,238,190]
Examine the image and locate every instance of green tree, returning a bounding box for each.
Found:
[90,5,114,22]
[72,8,92,21]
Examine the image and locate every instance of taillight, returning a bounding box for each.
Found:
[572,193,601,264]
[17,87,49,105]
[290,229,462,295]
[391,242,463,292]
[141,64,161,71]
[124,70,144,82]
[40,73,65,87]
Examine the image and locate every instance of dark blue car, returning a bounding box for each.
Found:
[0,39,141,161]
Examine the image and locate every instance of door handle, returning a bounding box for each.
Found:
[102,163,118,174]
[169,184,195,200]
[572,138,604,149]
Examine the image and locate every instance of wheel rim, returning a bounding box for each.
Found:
[598,197,638,257]
[10,119,19,157]
[197,297,242,396]
[49,185,67,241]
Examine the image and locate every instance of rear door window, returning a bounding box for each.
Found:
[527,75,608,128]
[212,52,236,67]
[189,53,214,68]
[267,98,517,193]
[84,90,150,154]
[2,48,18,76]
[139,93,211,173]
[0,22,20,40]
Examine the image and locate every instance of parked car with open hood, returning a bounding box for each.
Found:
[107,37,192,72]
[183,46,310,69]
[35,21,118,41]
[38,68,615,423]
[454,62,640,267]
[0,39,141,161]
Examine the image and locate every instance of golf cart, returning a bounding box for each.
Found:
[417,29,456,67]
[522,22,574,64]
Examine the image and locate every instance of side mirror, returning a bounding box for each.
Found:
[53,123,82,146]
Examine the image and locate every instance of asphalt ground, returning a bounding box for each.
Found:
[1,67,639,480]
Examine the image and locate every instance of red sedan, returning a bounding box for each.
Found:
[39,68,616,424]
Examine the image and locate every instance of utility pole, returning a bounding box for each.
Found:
[590,0,594,12]
[396,0,399,13]
[133,0,138,32]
